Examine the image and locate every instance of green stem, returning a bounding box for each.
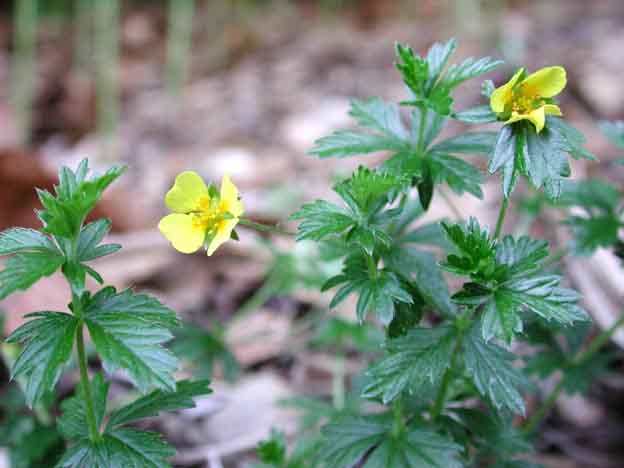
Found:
[332,350,345,411]
[494,196,510,239]
[238,218,295,237]
[392,396,405,436]
[523,314,624,436]
[431,366,453,421]
[417,108,428,155]
[76,324,100,441]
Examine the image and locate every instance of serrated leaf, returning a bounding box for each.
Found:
[453,105,497,124]
[0,228,58,255]
[325,252,412,325]
[108,380,211,427]
[76,219,120,262]
[290,201,355,241]
[440,217,497,279]
[425,38,457,91]
[38,161,126,239]
[320,414,462,468]
[462,324,526,415]
[6,312,79,407]
[363,326,456,403]
[84,288,180,392]
[310,98,409,159]
[56,429,175,468]
[441,56,503,90]
[431,131,498,156]
[59,373,110,439]
[430,152,484,198]
[385,246,457,318]
[0,250,65,300]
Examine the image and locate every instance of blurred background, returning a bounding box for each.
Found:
[1,1,624,467]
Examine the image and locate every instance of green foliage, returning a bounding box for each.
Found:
[0,159,211,466]
[488,118,595,199]
[319,414,463,468]
[442,218,588,343]
[363,326,456,403]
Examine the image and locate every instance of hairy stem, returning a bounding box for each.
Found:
[494,196,510,239]
[332,351,345,411]
[76,324,100,441]
[523,314,624,436]
[238,218,295,237]
[417,108,428,156]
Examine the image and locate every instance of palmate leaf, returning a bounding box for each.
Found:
[323,252,413,325]
[76,219,121,262]
[58,373,211,467]
[363,326,456,403]
[56,429,175,468]
[385,245,456,318]
[489,118,595,199]
[453,105,498,124]
[462,323,526,415]
[290,201,355,242]
[0,227,58,255]
[83,287,180,392]
[108,380,211,427]
[429,152,484,198]
[6,311,79,407]
[0,249,65,300]
[37,160,125,239]
[320,414,462,468]
[440,217,497,279]
[310,98,410,159]
[430,132,498,156]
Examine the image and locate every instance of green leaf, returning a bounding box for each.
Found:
[488,125,518,198]
[462,323,526,415]
[326,252,412,325]
[59,373,110,439]
[0,250,65,300]
[56,429,175,468]
[0,228,58,255]
[430,152,484,198]
[417,160,434,209]
[6,311,79,407]
[320,414,462,468]
[335,166,405,214]
[363,326,456,403]
[257,429,287,465]
[430,131,498,156]
[441,56,503,90]
[172,325,239,382]
[453,105,497,124]
[600,120,624,149]
[108,380,211,427]
[84,288,180,392]
[290,201,354,241]
[76,219,120,262]
[385,246,456,318]
[37,161,125,239]
[310,98,409,159]
[425,38,457,91]
[440,217,497,280]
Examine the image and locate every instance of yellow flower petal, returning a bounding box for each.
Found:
[490,68,524,113]
[521,66,566,98]
[527,106,546,133]
[158,213,205,254]
[219,174,244,217]
[543,104,562,116]
[207,218,239,256]
[165,171,209,214]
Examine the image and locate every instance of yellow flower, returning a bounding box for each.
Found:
[490,66,566,133]
[158,171,244,255]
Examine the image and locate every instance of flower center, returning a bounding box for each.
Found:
[511,89,544,114]
[192,196,223,232]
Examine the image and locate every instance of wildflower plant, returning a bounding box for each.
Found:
[279,38,612,467]
[0,160,211,466]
